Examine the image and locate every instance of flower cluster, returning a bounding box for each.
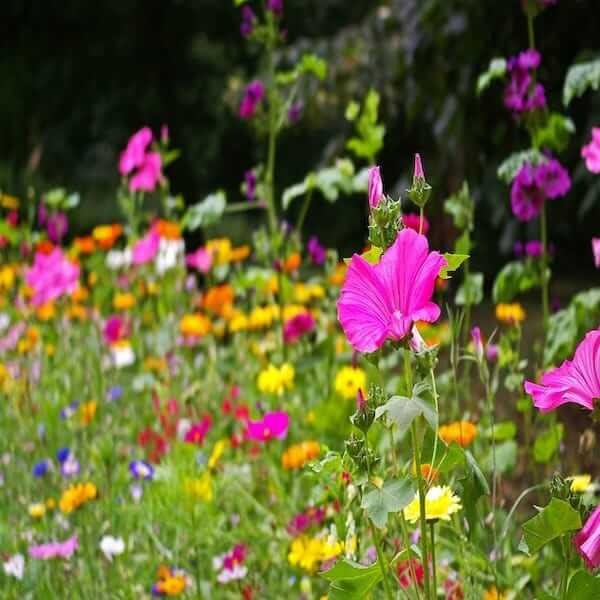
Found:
[504,49,546,117]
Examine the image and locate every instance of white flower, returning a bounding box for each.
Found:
[155,239,184,275]
[0,312,10,332]
[106,248,132,270]
[111,343,135,368]
[99,536,125,561]
[3,554,24,580]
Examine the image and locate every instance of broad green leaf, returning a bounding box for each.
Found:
[563,59,600,106]
[444,181,474,230]
[533,424,563,464]
[310,451,341,475]
[492,260,540,303]
[456,272,483,306]
[440,253,469,279]
[567,569,600,600]
[522,498,581,554]
[459,450,490,536]
[181,191,226,230]
[322,559,382,600]
[476,57,507,95]
[532,113,575,152]
[375,384,437,435]
[344,246,382,266]
[454,230,471,256]
[486,421,516,441]
[497,149,544,184]
[361,479,414,528]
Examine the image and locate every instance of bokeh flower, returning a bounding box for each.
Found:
[25,249,80,307]
[582,128,600,174]
[334,366,366,400]
[246,411,290,442]
[29,534,78,560]
[439,421,477,447]
[495,303,526,325]
[239,80,265,119]
[574,505,600,570]
[404,486,462,523]
[257,363,295,395]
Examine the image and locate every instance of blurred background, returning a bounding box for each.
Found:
[1,0,599,281]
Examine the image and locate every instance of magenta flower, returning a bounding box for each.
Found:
[367,166,383,209]
[25,248,80,307]
[510,164,546,221]
[504,49,546,116]
[471,327,484,359]
[186,247,213,273]
[402,213,430,235]
[129,152,162,192]
[536,158,571,199]
[243,169,257,201]
[245,411,290,442]
[46,211,68,244]
[132,229,160,265]
[239,80,265,119]
[283,312,315,344]
[103,315,130,345]
[240,5,256,37]
[267,0,283,15]
[184,416,212,445]
[337,228,447,353]
[413,153,425,180]
[581,128,600,174]
[593,238,600,268]
[119,127,153,175]
[524,328,600,412]
[307,235,326,265]
[28,534,78,560]
[574,505,600,570]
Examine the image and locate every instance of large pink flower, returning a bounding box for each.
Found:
[25,249,80,307]
[593,238,600,268]
[119,127,153,175]
[28,534,78,560]
[186,247,213,273]
[132,228,160,265]
[524,328,600,412]
[337,228,447,353]
[129,152,162,192]
[245,411,290,442]
[581,128,600,174]
[574,505,600,570]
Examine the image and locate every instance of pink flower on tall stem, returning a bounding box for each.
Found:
[132,228,160,265]
[186,247,213,273]
[574,505,600,570]
[582,128,600,174]
[524,328,600,412]
[593,238,600,268]
[119,127,153,175]
[129,152,162,192]
[239,81,265,119]
[28,534,78,560]
[367,166,383,209]
[245,411,289,442]
[119,127,163,192]
[283,312,315,344]
[103,315,130,345]
[337,228,447,353]
[25,248,80,307]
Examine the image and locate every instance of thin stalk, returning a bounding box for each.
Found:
[540,202,549,343]
[527,13,536,50]
[559,535,571,599]
[427,368,440,485]
[429,522,437,598]
[296,188,313,233]
[398,513,423,600]
[419,207,424,235]
[484,363,499,559]
[371,521,395,600]
[264,31,279,234]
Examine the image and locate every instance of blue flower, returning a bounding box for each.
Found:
[60,401,79,420]
[129,460,154,481]
[32,459,51,478]
[107,386,123,402]
[56,447,71,463]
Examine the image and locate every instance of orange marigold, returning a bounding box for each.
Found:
[438,421,477,447]
[282,441,320,470]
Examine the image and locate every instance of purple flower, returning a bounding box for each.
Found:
[61,455,80,478]
[240,5,256,37]
[56,448,70,463]
[284,312,316,344]
[504,49,546,117]
[513,241,524,258]
[287,101,303,124]
[29,535,78,560]
[129,460,154,481]
[243,169,257,201]
[46,212,68,244]
[510,164,545,222]
[107,385,123,402]
[239,80,265,119]
[536,158,571,199]
[32,459,51,478]
[525,240,543,258]
[60,400,80,420]
[267,0,283,15]
[307,235,326,265]
[367,166,383,209]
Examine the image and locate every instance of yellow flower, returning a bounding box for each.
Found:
[569,474,592,493]
[35,302,55,321]
[495,303,526,325]
[228,311,249,333]
[113,292,136,310]
[483,586,507,600]
[45,498,56,510]
[282,441,320,470]
[0,193,19,209]
[248,305,276,330]
[293,283,325,304]
[208,439,228,470]
[79,400,97,426]
[179,313,212,338]
[158,575,187,596]
[404,485,462,523]
[59,482,97,513]
[438,421,477,447]
[184,473,213,502]
[257,363,295,395]
[28,502,46,518]
[205,238,233,265]
[0,265,16,290]
[288,536,343,573]
[334,366,366,400]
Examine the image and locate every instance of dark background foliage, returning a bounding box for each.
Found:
[1,0,599,279]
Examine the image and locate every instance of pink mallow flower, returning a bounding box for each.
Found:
[28,534,78,560]
[129,152,162,192]
[119,127,163,192]
[574,505,600,570]
[582,128,600,174]
[103,315,130,345]
[132,228,160,265]
[524,328,600,412]
[283,312,315,344]
[25,249,80,307]
[186,247,213,273]
[337,228,447,353]
[593,238,600,268]
[119,127,153,175]
[245,411,290,442]
[367,166,383,209]
[402,213,430,235]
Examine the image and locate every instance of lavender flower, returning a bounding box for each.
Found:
[129,460,154,481]
[307,236,326,265]
[287,101,303,124]
[240,5,256,37]
[32,459,51,478]
[243,169,257,201]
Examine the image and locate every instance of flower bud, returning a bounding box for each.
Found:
[407,153,432,209]
[350,390,375,434]
[367,166,383,210]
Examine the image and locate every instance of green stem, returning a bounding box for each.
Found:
[560,534,571,599]
[296,188,313,233]
[427,368,440,485]
[429,522,437,598]
[527,12,536,50]
[264,39,279,234]
[370,521,395,600]
[540,202,549,344]
[398,514,423,600]
[419,207,424,235]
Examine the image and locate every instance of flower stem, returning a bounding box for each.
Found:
[398,513,423,600]
[370,521,394,600]
[560,535,571,599]
[540,202,549,344]
[429,522,437,598]
[264,32,279,234]
[419,207,424,235]
[296,188,313,234]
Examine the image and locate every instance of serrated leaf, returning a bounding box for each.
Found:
[567,569,600,600]
[532,113,575,152]
[522,498,581,554]
[181,191,226,230]
[375,384,437,435]
[322,559,382,600]
[476,57,507,95]
[361,479,414,528]
[440,253,469,279]
[563,59,600,106]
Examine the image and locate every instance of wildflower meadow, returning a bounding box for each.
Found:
[2,1,600,598]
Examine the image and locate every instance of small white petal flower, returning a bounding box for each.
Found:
[99,535,125,561]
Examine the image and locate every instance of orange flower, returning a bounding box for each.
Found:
[202,284,234,317]
[113,292,136,310]
[68,304,88,321]
[36,240,55,255]
[71,286,89,303]
[36,302,56,321]
[412,462,439,482]
[283,252,301,273]
[282,441,320,470]
[230,244,251,262]
[93,224,123,250]
[79,400,97,426]
[155,219,181,240]
[439,421,477,447]
[180,313,212,338]
[73,236,96,255]
[329,263,347,286]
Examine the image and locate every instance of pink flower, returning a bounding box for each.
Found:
[536,158,571,199]
[337,228,447,353]
[25,249,80,307]
[239,81,265,119]
[367,166,383,209]
[186,247,213,273]
[402,213,430,235]
[28,534,78,560]
[283,312,315,344]
[582,128,600,174]
[103,315,130,345]
[129,152,162,192]
[593,238,600,268]
[119,127,153,175]
[413,153,425,179]
[184,416,212,445]
[510,163,545,221]
[245,411,289,442]
[471,326,484,359]
[574,505,600,570]
[132,229,160,265]
[524,328,600,412]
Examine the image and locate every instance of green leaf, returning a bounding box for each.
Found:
[181,191,226,230]
[322,559,382,600]
[485,440,517,474]
[522,498,581,554]
[533,424,564,464]
[346,89,385,163]
[444,181,474,230]
[361,479,414,529]
[567,569,600,600]
[454,230,471,256]
[440,253,469,279]
[282,179,311,210]
[375,384,437,435]
[533,113,575,152]
[486,421,516,441]
[277,53,328,85]
[497,149,545,184]
[476,57,507,95]
[492,260,540,303]
[563,59,600,106]
[456,272,483,306]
